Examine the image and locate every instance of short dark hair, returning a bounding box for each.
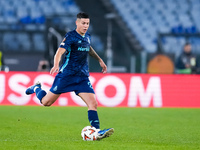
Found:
[77,12,89,19]
[184,42,191,47]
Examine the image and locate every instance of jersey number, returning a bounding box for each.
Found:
[88,81,93,89]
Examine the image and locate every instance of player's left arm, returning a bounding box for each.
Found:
[89,46,107,73]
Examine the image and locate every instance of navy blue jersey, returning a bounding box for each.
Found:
[58,29,91,77]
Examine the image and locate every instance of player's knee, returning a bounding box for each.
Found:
[94,101,98,108]
[42,101,52,107]
[90,100,98,110]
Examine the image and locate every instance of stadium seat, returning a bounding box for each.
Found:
[0,0,104,53]
[16,33,31,51]
[3,33,20,51]
[33,33,46,52]
[110,0,200,54]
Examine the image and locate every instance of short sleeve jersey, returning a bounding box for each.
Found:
[58,29,91,77]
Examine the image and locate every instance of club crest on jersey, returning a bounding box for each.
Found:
[78,40,82,43]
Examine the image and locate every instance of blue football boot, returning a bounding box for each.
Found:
[25,82,41,95]
[97,128,114,140]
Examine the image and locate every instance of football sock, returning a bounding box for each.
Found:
[35,88,47,102]
[88,110,100,129]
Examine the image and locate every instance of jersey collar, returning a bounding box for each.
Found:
[74,29,86,38]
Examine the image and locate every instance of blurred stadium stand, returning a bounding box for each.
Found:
[109,0,200,55]
[0,0,104,71]
[0,0,200,73]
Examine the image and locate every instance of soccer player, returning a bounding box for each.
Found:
[25,12,114,140]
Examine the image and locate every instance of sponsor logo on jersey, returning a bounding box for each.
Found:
[78,47,89,51]
[78,40,82,43]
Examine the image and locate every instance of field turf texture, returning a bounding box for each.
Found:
[0,106,199,150]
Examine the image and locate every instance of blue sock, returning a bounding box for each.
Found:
[35,88,46,103]
[88,110,100,129]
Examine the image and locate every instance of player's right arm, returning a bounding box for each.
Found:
[50,33,73,75]
[50,47,66,75]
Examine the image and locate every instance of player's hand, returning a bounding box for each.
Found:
[99,60,107,74]
[50,66,59,75]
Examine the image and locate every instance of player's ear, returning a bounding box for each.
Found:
[76,18,80,26]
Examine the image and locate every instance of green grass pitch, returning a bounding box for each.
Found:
[0,106,199,150]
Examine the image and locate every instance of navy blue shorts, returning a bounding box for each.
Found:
[50,75,95,95]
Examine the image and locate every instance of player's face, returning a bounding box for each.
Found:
[76,18,90,36]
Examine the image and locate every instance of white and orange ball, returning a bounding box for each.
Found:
[81,126,98,141]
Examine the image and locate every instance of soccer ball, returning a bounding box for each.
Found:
[81,126,98,141]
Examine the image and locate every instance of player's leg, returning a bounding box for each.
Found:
[78,92,114,140]
[78,93,97,110]
[40,91,60,106]
[25,82,60,106]
[78,93,99,128]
